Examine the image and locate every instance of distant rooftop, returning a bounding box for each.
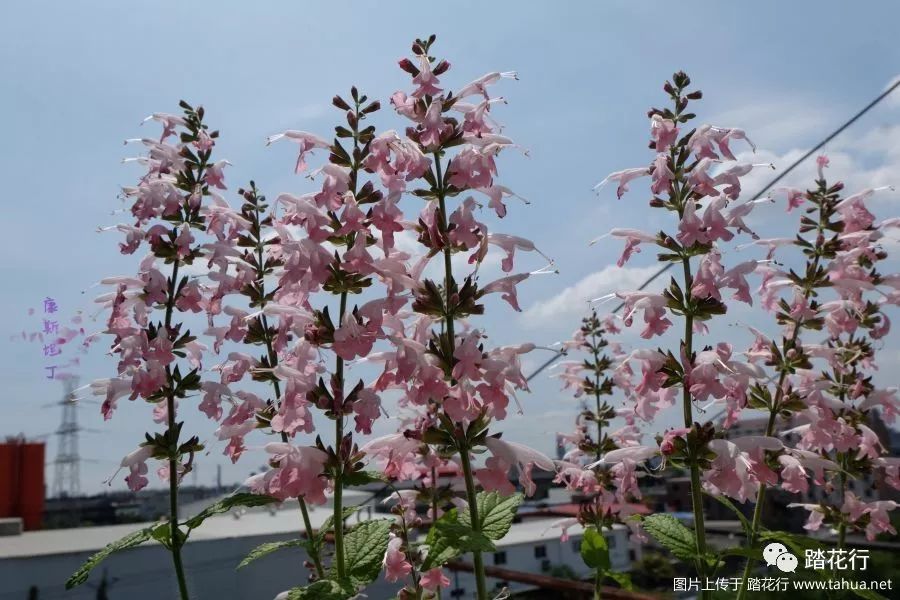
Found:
[1,490,594,559]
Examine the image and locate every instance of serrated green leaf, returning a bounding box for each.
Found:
[607,571,633,591]
[422,510,496,570]
[238,539,308,569]
[285,579,354,600]
[185,493,280,529]
[317,505,360,544]
[642,514,698,562]
[66,527,153,588]
[343,519,392,585]
[458,491,523,541]
[580,527,610,571]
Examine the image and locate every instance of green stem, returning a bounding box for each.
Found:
[459,446,487,600]
[164,259,190,600]
[431,464,442,600]
[594,568,602,600]
[332,100,363,580]
[837,463,848,548]
[680,256,709,597]
[736,192,828,600]
[591,327,603,465]
[433,150,488,600]
[333,292,348,580]
[389,482,424,599]
[251,188,326,580]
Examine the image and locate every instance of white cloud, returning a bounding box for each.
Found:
[709,97,835,151]
[520,264,662,326]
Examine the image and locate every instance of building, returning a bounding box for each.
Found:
[0,490,634,600]
[0,439,45,531]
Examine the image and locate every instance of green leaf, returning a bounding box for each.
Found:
[317,505,360,544]
[238,539,308,569]
[580,527,610,571]
[849,588,889,600]
[285,579,354,600]
[185,493,280,529]
[607,571,633,591]
[422,510,496,570]
[642,514,698,562]
[343,519,392,585]
[719,546,763,561]
[759,530,819,557]
[343,470,388,486]
[66,527,153,588]
[458,491,523,541]
[706,493,753,538]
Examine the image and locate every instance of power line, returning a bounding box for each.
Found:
[526,77,900,383]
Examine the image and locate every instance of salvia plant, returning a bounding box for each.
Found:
[68,105,280,597]
[554,310,640,598]
[725,161,874,595]
[592,72,783,598]
[64,41,900,600]
[739,161,899,589]
[589,75,899,600]
[356,36,558,600]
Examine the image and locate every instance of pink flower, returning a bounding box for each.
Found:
[617,292,672,339]
[701,195,734,242]
[420,568,450,591]
[121,445,153,492]
[856,424,883,460]
[362,434,421,481]
[650,153,674,196]
[481,273,529,312]
[677,200,706,246]
[419,100,447,149]
[447,147,497,189]
[650,115,678,152]
[816,154,829,180]
[589,445,659,467]
[383,534,412,582]
[595,167,650,199]
[244,443,328,504]
[475,185,524,218]
[333,312,377,361]
[266,130,330,173]
[205,160,230,190]
[788,503,826,532]
[474,455,516,495]
[691,250,724,300]
[457,71,517,99]
[483,233,551,273]
[604,229,658,267]
[659,427,690,456]
[411,56,443,98]
[688,124,755,161]
[482,437,554,496]
[353,388,380,435]
[452,332,484,381]
[777,454,809,494]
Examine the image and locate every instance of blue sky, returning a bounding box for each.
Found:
[2,1,900,494]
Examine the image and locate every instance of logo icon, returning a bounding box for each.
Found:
[763,542,798,573]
